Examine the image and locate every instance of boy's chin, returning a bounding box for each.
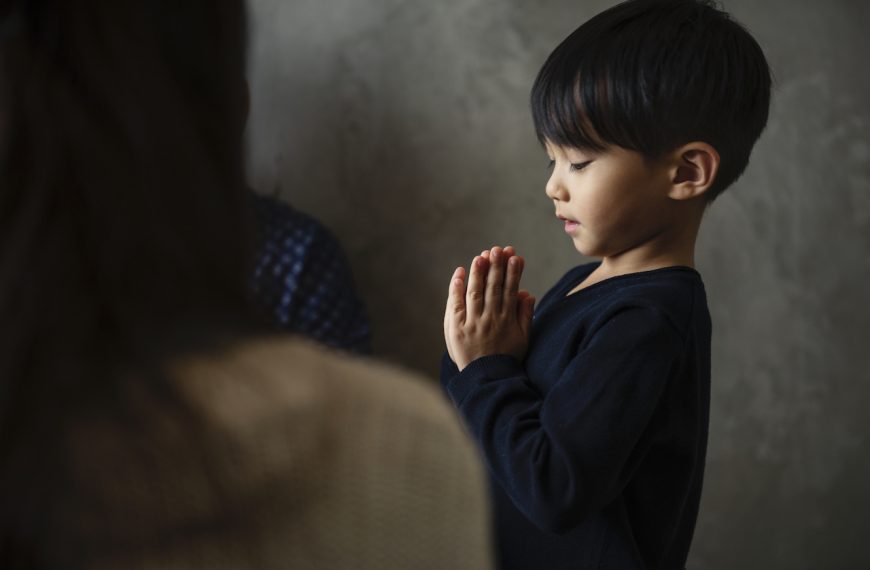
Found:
[573,242,610,261]
[571,239,594,257]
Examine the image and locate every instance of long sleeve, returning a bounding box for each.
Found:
[441,306,685,534]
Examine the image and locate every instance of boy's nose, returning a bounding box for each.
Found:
[545,174,568,201]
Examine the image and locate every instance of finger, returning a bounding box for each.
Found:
[481,250,490,260]
[519,295,536,337]
[445,267,467,362]
[466,256,488,318]
[516,290,530,323]
[503,245,516,258]
[516,289,531,322]
[484,246,505,314]
[516,290,530,312]
[503,255,524,313]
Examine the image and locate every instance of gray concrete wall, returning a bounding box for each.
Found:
[246,1,870,567]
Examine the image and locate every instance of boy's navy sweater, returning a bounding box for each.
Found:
[441,262,711,570]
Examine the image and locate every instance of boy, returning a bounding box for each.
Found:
[441,0,771,568]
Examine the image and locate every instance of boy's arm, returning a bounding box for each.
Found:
[442,250,684,533]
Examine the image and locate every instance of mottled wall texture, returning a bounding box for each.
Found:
[246,1,870,567]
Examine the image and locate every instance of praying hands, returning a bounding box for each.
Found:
[443,246,536,371]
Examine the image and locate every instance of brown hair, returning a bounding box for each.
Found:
[0,1,259,565]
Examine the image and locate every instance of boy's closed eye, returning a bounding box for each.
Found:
[546,158,593,172]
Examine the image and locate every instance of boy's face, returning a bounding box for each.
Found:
[544,141,676,259]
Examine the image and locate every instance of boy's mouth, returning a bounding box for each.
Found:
[557,214,580,233]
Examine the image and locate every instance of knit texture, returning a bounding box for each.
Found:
[66,337,492,569]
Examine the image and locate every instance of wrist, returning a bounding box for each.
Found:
[456,350,523,372]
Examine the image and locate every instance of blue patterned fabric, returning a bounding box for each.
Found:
[250,193,371,354]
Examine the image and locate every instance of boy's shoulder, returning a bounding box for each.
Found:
[553,261,601,292]
[543,262,710,341]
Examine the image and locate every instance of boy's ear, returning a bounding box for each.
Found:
[668,142,720,201]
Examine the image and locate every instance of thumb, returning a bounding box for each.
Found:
[446,267,467,324]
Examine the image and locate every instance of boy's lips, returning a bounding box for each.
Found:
[557,215,580,234]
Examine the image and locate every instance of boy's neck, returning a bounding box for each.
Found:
[598,206,704,277]
[570,236,697,297]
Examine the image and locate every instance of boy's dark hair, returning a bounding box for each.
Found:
[531,0,771,201]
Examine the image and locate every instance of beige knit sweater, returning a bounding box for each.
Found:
[63,337,493,569]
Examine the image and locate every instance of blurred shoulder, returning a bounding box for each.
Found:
[249,193,339,248]
[168,336,492,569]
[66,337,491,569]
[173,335,477,466]
[182,335,443,402]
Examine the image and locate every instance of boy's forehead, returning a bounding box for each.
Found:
[544,140,599,156]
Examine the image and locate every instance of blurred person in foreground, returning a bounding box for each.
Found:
[0,1,491,568]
